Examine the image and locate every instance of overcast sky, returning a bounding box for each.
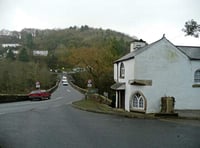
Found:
[0,0,200,45]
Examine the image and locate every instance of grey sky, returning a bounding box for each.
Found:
[0,0,200,45]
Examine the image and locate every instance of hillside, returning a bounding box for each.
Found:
[0,26,134,50]
[0,26,135,96]
[38,26,133,49]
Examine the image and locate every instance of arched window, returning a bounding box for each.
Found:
[139,98,144,108]
[194,69,200,83]
[120,63,125,78]
[130,92,145,110]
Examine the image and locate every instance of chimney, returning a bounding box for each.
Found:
[130,39,147,52]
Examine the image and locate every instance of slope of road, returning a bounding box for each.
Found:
[0,83,84,115]
[0,83,199,148]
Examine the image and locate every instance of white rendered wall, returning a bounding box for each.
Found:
[125,38,200,113]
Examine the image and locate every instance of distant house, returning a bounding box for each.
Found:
[2,43,21,48]
[33,50,48,56]
[0,29,21,39]
[111,35,200,113]
[6,49,19,55]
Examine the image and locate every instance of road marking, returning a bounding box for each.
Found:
[67,89,71,92]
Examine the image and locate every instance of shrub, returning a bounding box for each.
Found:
[0,60,57,94]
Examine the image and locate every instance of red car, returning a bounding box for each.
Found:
[28,90,51,101]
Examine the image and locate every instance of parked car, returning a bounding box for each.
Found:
[28,90,51,101]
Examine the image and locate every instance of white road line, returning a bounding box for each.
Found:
[67,89,71,92]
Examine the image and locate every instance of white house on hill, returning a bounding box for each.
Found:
[2,43,21,48]
[33,50,48,56]
[111,35,200,113]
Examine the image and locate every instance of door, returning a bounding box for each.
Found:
[117,90,125,109]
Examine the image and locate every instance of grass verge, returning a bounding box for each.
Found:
[72,98,156,119]
[72,99,200,121]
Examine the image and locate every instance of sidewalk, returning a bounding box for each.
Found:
[176,110,200,120]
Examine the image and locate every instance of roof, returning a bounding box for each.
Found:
[129,79,152,86]
[176,46,200,60]
[115,37,164,63]
[115,36,200,63]
[130,39,147,43]
[111,82,125,90]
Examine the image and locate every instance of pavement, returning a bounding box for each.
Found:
[70,81,200,121]
[72,101,200,122]
[175,110,200,120]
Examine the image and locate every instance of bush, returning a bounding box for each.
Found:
[0,60,57,94]
[0,94,28,103]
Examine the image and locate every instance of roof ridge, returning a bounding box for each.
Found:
[114,36,200,63]
[114,36,167,63]
[176,45,200,48]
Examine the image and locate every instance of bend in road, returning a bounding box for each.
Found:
[0,83,84,115]
[0,83,199,148]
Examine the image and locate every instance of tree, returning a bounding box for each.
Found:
[47,53,58,69]
[68,47,115,94]
[107,37,128,56]
[18,48,29,62]
[182,19,200,38]
[21,32,34,48]
[0,60,57,93]
[6,49,15,60]
[26,33,34,48]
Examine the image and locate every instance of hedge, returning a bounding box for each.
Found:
[0,80,59,103]
[0,94,28,103]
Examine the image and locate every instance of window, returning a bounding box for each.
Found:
[130,92,145,110]
[139,98,144,108]
[120,63,125,78]
[194,69,200,83]
[133,95,138,107]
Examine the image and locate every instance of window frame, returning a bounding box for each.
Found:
[120,62,125,79]
[194,69,200,83]
[130,92,145,111]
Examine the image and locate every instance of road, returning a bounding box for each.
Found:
[0,83,200,148]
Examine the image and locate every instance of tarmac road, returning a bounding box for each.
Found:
[0,83,199,148]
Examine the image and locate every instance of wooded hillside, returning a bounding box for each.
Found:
[0,26,134,95]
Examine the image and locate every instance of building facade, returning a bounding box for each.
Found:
[33,50,48,56]
[111,36,200,113]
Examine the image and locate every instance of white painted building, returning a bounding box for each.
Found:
[6,49,19,55]
[2,43,21,48]
[111,35,200,113]
[33,50,48,56]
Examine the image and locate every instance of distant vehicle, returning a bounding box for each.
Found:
[61,75,68,86]
[62,77,67,80]
[28,90,51,101]
[62,80,69,86]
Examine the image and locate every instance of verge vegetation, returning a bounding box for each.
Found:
[0,26,134,96]
[0,60,57,94]
[72,97,155,119]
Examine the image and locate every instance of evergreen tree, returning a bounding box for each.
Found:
[18,48,29,62]
[6,49,15,60]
